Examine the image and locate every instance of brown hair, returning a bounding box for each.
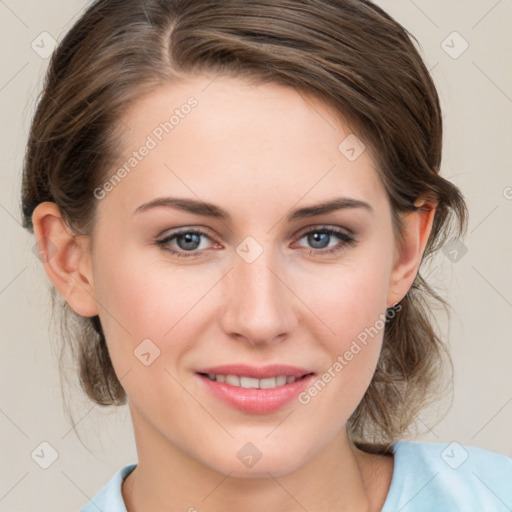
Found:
[21,0,468,444]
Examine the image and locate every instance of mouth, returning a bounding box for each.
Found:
[198,373,312,389]
[195,364,316,414]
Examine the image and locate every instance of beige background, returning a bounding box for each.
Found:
[1,0,511,510]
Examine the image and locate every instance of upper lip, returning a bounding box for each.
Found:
[196,364,315,379]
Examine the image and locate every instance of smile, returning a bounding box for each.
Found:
[201,373,307,389]
[195,364,316,414]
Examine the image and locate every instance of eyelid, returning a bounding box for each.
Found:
[292,223,355,239]
[155,224,353,243]
[156,228,217,247]
[155,224,216,239]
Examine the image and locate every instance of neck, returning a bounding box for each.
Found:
[122,405,392,512]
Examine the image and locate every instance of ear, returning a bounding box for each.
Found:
[31,202,98,317]
[386,197,437,308]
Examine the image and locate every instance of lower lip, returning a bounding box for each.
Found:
[197,373,315,414]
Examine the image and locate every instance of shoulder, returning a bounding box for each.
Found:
[382,440,512,512]
[79,464,136,512]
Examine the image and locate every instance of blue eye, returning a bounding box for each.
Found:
[156,229,212,258]
[294,227,357,257]
[156,227,357,259]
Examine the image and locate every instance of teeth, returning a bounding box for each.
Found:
[276,376,287,386]
[259,377,277,389]
[225,375,240,386]
[240,376,260,389]
[206,374,301,389]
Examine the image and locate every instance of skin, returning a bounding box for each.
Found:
[33,74,436,511]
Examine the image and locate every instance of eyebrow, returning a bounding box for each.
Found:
[134,196,374,221]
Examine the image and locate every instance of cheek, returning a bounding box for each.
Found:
[91,251,210,418]
[295,243,392,346]
[293,242,392,408]
[92,241,220,366]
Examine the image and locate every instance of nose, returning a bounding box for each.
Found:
[219,245,298,346]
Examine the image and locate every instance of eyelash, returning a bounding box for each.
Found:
[155,226,357,259]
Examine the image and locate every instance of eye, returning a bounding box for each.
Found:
[156,228,215,258]
[155,226,357,259]
[293,227,357,257]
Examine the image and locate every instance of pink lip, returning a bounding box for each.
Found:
[196,364,315,414]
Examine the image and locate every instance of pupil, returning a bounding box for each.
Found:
[178,233,200,250]
[309,232,329,249]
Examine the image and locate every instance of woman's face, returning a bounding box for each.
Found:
[90,74,401,476]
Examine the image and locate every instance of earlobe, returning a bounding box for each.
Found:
[386,198,437,308]
[32,202,98,317]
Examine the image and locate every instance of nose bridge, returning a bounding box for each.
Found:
[221,239,296,344]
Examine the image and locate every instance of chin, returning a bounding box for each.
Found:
[201,441,310,479]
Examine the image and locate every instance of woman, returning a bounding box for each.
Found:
[21,0,511,510]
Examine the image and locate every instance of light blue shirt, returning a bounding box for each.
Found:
[79,440,512,511]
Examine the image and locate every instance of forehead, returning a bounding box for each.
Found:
[105,74,387,217]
